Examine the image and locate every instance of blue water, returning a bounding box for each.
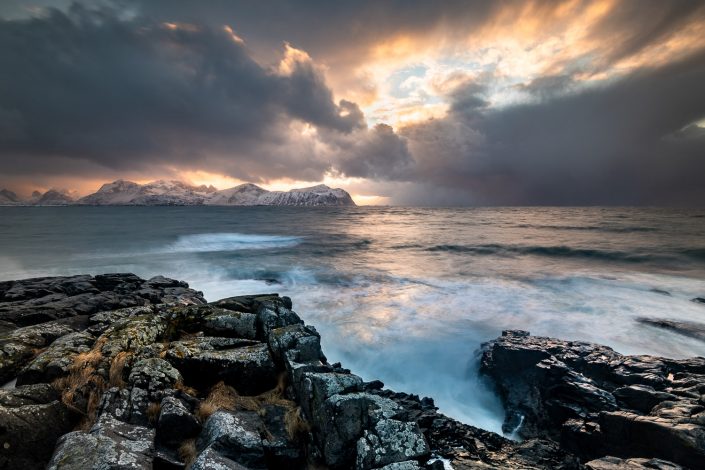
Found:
[1,206,704,433]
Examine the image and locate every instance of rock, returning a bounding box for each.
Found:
[356,419,430,469]
[203,309,258,339]
[97,386,153,426]
[612,385,678,413]
[165,337,277,394]
[196,410,267,469]
[0,383,78,470]
[691,297,705,304]
[269,324,325,366]
[376,461,423,470]
[585,456,684,469]
[156,396,201,445]
[16,331,95,385]
[0,274,205,327]
[128,357,182,397]
[86,306,154,336]
[47,415,155,469]
[298,371,363,419]
[481,330,705,468]
[0,318,86,383]
[259,404,305,468]
[312,391,409,468]
[190,446,252,470]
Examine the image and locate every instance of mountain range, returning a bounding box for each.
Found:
[0,180,356,206]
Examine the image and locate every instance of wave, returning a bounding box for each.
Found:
[680,248,705,261]
[166,233,302,253]
[514,224,657,233]
[425,244,664,263]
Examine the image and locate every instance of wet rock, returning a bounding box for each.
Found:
[17,331,95,385]
[691,297,705,304]
[165,337,277,394]
[47,415,155,469]
[481,330,705,468]
[0,383,78,470]
[196,410,267,469]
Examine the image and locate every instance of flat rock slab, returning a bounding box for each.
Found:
[165,338,277,394]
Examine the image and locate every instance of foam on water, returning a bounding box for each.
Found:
[1,206,704,436]
[166,233,302,253]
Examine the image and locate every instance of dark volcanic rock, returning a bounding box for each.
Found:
[481,330,705,468]
[9,273,705,470]
[48,415,155,469]
[164,337,277,394]
[196,410,267,468]
[585,456,684,469]
[0,383,78,470]
[0,274,204,327]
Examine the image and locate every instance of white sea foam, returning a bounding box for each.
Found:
[166,233,302,253]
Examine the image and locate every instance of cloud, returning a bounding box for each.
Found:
[0,3,388,186]
[395,50,705,205]
[1,1,704,205]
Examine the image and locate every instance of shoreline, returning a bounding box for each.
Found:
[1,273,703,469]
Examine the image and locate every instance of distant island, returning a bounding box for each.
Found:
[0,180,356,206]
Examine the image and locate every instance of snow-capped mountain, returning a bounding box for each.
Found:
[79,180,217,205]
[74,180,355,206]
[36,189,75,205]
[0,189,20,204]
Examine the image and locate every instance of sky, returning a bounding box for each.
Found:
[0,0,704,205]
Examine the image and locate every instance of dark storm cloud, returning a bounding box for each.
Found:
[0,3,373,182]
[398,51,705,205]
[1,0,704,205]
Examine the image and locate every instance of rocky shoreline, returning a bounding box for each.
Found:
[1,274,703,469]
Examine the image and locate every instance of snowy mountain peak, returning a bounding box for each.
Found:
[72,180,356,206]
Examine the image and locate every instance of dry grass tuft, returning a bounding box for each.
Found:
[108,351,131,388]
[174,380,198,397]
[147,402,162,425]
[284,406,311,442]
[178,438,197,467]
[195,378,297,423]
[54,337,111,430]
[196,381,259,422]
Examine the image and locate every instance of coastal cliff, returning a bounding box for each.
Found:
[0,274,702,469]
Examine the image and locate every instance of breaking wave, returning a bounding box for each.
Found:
[167,233,302,253]
[424,244,665,263]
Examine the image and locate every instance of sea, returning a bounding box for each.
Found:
[1,206,704,434]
